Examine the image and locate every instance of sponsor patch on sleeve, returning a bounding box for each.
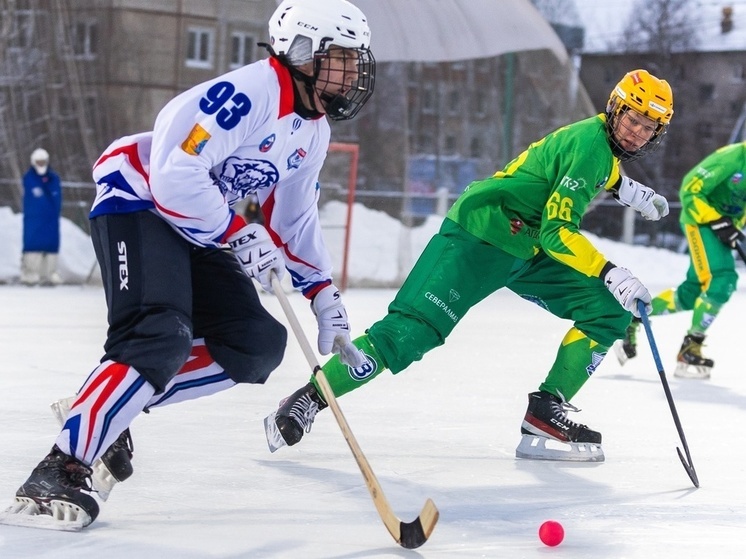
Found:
[181,123,211,156]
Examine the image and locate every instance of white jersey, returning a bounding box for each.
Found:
[91,57,334,295]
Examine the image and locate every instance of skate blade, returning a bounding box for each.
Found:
[51,396,117,500]
[515,434,605,463]
[612,341,633,366]
[673,362,711,379]
[0,498,90,531]
[263,411,287,453]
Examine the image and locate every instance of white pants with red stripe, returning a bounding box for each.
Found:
[56,338,236,465]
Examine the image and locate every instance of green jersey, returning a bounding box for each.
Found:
[680,142,746,228]
[447,114,621,278]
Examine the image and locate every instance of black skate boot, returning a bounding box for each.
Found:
[614,318,640,365]
[101,428,134,483]
[264,382,328,452]
[49,397,134,500]
[14,445,99,527]
[516,391,603,462]
[674,333,714,379]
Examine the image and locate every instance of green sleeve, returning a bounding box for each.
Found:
[680,142,746,225]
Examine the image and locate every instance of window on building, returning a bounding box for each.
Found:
[71,20,98,59]
[470,137,482,158]
[448,90,460,113]
[698,83,715,103]
[421,86,436,114]
[418,134,433,152]
[474,94,486,116]
[673,65,687,80]
[444,135,457,153]
[695,121,713,140]
[733,63,745,82]
[10,9,34,49]
[187,27,214,68]
[230,32,255,68]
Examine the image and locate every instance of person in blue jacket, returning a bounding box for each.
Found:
[21,148,63,286]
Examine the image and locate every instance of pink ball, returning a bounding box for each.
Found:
[539,520,564,547]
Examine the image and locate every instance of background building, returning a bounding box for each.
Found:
[2,0,743,253]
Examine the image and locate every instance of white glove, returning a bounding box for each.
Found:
[603,266,651,318]
[227,223,286,293]
[311,284,365,368]
[615,176,669,221]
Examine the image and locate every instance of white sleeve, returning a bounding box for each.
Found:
[258,133,334,295]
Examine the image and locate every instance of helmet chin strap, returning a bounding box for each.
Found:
[286,64,323,114]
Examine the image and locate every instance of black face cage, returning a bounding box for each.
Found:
[314,47,376,121]
[605,105,667,162]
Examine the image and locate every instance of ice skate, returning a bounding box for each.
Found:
[51,397,134,500]
[614,319,640,365]
[516,391,604,462]
[0,446,99,531]
[673,333,713,379]
[264,382,328,452]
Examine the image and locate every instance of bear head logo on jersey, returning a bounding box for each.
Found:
[215,157,280,199]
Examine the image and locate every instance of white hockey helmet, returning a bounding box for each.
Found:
[268,0,371,65]
[267,0,375,121]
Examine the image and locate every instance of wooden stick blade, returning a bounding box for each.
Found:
[398,499,439,549]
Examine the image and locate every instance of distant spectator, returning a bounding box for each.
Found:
[21,148,62,286]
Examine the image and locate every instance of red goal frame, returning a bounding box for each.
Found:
[328,142,359,291]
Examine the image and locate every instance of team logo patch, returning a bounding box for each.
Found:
[560,175,587,191]
[214,156,279,198]
[181,123,211,156]
[731,173,743,184]
[259,134,276,153]
[424,291,459,323]
[701,313,715,330]
[586,351,606,377]
[287,148,307,170]
[347,352,377,381]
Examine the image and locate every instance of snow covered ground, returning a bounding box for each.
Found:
[1,206,746,558]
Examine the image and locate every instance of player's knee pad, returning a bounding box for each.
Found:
[210,318,287,384]
[108,310,194,392]
[705,272,738,306]
[578,307,629,348]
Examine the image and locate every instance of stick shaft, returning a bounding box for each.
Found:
[637,300,700,487]
[269,274,438,545]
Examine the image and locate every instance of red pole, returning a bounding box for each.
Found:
[329,142,358,292]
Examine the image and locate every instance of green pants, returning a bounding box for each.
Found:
[651,223,737,334]
[317,219,629,402]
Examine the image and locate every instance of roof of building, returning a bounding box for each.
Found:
[353,0,568,63]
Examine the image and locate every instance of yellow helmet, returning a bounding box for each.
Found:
[606,69,674,161]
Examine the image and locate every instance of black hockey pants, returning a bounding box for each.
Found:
[90,211,287,392]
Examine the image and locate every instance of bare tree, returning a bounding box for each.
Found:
[614,0,700,55]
